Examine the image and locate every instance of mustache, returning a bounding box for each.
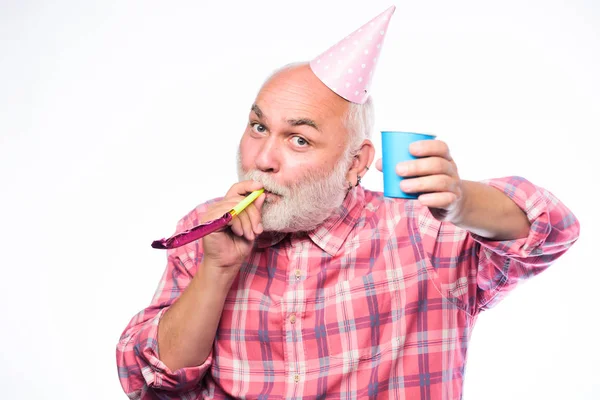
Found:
[241,170,292,197]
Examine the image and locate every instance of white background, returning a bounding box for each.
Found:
[1,1,598,398]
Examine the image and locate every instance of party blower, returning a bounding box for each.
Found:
[151,189,265,250]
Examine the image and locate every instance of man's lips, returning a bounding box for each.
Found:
[264,191,282,202]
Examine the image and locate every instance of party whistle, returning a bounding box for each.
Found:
[151,189,264,250]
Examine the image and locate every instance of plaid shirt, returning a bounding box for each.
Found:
[117,176,579,399]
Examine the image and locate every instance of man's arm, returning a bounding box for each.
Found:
[377,139,579,312]
[449,179,531,241]
[157,263,235,371]
[415,175,579,313]
[116,237,249,399]
[115,259,214,399]
[115,231,217,399]
[116,181,263,399]
[468,176,579,310]
[382,139,558,241]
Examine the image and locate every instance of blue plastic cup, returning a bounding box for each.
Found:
[381,131,437,198]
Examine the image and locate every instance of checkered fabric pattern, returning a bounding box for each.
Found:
[117,176,579,399]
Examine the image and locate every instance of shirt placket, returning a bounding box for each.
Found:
[282,236,308,399]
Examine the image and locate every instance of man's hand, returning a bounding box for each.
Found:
[376,139,464,222]
[201,180,265,274]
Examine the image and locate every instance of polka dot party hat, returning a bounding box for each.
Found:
[310,5,396,104]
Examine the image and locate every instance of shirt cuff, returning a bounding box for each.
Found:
[137,308,213,392]
[469,176,551,257]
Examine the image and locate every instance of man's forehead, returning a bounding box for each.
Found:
[253,70,349,124]
[250,99,346,133]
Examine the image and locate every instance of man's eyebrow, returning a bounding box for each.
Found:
[287,118,321,132]
[251,104,263,118]
[252,103,320,132]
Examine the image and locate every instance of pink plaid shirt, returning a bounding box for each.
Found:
[117,177,579,399]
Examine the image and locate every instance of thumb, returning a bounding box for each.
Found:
[375,158,383,172]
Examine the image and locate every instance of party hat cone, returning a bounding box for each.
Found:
[310,5,396,104]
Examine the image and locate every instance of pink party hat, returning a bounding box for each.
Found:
[310,5,396,104]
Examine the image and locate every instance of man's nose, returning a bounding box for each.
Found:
[254,136,280,173]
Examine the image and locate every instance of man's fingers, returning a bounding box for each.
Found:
[228,208,255,240]
[409,140,452,160]
[204,183,266,240]
[244,201,264,235]
[253,193,265,212]
[230,218,244,237]
[226,180,264,197]
[400,174,457,195]
[417,192,458,209]
[237,211,255,241]
[396,157,455,178]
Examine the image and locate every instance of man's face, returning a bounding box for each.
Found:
[237,64,353,232]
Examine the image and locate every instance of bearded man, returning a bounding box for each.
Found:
[116,7,579,400]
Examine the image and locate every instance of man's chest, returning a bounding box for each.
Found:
[215,231,449,366]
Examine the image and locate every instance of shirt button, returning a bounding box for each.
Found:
[294,374,300,383]
[289,313,296,324]
[294,269,301,280]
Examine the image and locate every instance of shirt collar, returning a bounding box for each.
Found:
[256,186,366,256]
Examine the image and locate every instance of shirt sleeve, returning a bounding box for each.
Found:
[116,205,212,399]
[471,176,579,310]
[422,176,579,314]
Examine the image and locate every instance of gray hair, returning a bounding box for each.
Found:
[260,62,376,159]
[344,96,375,157]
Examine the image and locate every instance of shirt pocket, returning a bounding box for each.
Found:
[322,270,402,361]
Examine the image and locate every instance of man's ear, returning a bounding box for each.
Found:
[346,139,375,186]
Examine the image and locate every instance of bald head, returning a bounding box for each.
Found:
[260,62,374,154]
[257,63,351,139]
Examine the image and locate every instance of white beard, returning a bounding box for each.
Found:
[237,152,351,232]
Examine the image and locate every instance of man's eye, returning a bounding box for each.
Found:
[251,123,267,134]
[292,136,309,147]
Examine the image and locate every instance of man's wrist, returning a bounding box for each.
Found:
[198,259,240,288]
[446,179,472,227]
